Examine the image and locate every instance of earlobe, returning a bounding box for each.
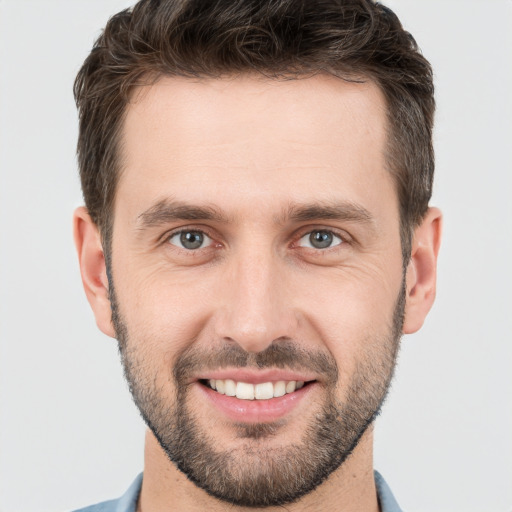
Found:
[73,207,116,338]
[403,207,443,334]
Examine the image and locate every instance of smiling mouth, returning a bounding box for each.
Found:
[199,379,315,400]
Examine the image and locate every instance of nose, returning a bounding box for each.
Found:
[214,248,298,353]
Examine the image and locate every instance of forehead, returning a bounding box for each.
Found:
[117,74,393,222]
[123,73,387,156]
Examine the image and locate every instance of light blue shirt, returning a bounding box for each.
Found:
[72,470,402,512]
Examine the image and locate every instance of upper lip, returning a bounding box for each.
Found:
[193,368,318,385]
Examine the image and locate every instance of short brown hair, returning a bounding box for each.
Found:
[74,0,435,262]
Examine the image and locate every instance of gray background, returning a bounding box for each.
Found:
[0,1,511,511]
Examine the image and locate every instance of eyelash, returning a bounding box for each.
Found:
[296,230,343,251]
[161,226,350,253]
[161,226,218,252]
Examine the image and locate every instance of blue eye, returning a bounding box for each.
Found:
[168,230,212,250]
[298,230,343,249]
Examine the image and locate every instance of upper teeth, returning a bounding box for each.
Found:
[208,379,305,400]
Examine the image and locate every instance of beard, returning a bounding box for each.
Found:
[110,278,405,508]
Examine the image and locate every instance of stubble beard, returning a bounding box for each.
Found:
[110,279,405,508]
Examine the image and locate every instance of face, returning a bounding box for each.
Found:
[108,75,406,506]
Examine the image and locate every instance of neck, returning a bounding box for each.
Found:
[137,428,380,512]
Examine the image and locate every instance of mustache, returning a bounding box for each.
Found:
[173,338,339,385]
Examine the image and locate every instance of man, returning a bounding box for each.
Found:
[72,0,441,510]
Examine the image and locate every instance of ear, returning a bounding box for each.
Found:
[73,207,116,338]
[403,207,443,334]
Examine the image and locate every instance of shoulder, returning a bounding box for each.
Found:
[71,473,143,512]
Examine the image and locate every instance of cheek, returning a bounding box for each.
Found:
[297,265,401,387]
[297,258,400,328]
[114,262,218,358]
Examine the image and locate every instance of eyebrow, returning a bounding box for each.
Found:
[282,201,375,226]
[136,198,375,230]
[136,199,230,230]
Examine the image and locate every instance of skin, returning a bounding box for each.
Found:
[74,74,442,511]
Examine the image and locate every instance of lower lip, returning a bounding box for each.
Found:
[195,382,316,423]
